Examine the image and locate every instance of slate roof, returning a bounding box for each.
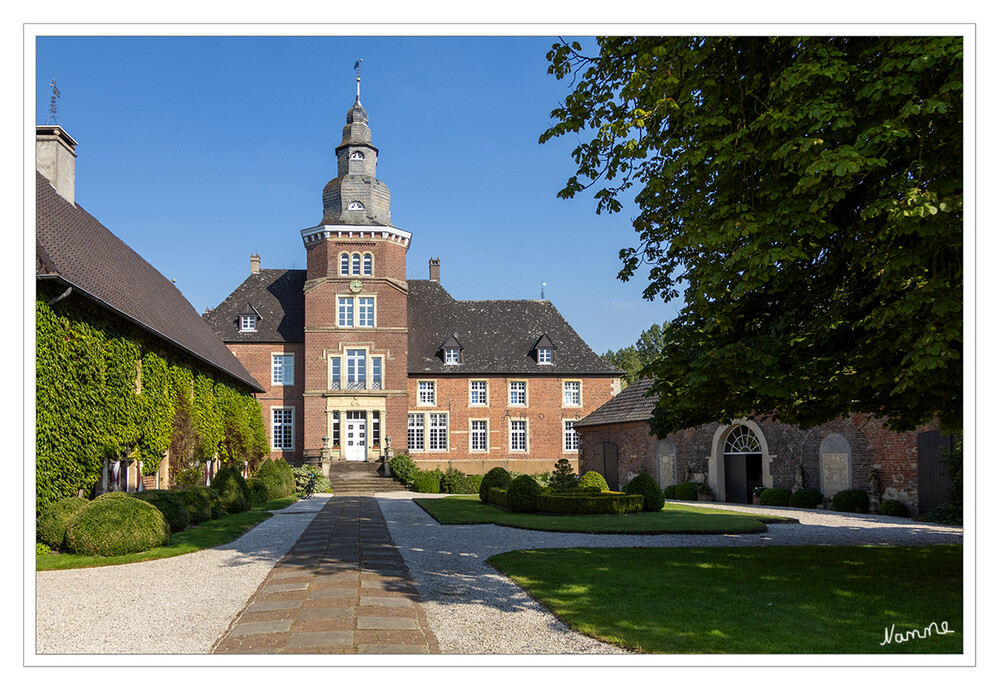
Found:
[407,280,622,376]
[35,171,263,392]
[573,377,658,428]
[203,269,307,343]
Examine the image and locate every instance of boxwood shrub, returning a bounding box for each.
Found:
[210,464,252,514]
[246,477,270,505]
[480,467,513,503]
[674,482,699,501]
[256,459,294,499]
[507,474,542,513]
[488,487,508,508]
[65,492,170,556]
[411,469,442,493]
[759,488,792,506]
[176,487,212,524]
[832,489,870,514]
[879,499,909,517]
[535,492,643,515]
[662,485,677,499]
[578,471,609,492]
[134,490,190,532]
[37,496,90,549]
[789,489,824,509]
[389,454,418,486]
[441,463,479,494]
[625,472,665,512]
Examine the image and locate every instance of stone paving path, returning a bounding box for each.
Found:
[211,495,439,654]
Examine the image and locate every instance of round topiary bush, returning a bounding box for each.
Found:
[662,485,677,499]
[37,497,90,549]
[507,474,542,513]
[789,489,824,509]
[674,482,699,501]
[411,469,442,493]
[176,487,212,524]
[246,477,270,505]
[879,499,909,517]
[625,472,665,512]
[479,466,513,503]
[255,459,293,500]
[759,488,792,506]
[832,489,870,514]
[134,490,190,532]
[578,471,610,493]
[65,492,170,556]
[210,464,251,514]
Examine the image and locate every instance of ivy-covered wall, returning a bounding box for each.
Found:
[35,283,266,511]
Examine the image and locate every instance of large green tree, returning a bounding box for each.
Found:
[602,322,670,387]
[543,36,962,433]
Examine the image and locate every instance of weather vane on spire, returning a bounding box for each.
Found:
[46,79,60,124]
[353,58,363,99]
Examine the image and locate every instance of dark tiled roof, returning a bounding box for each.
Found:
[407,280,622,376]
[35,171,263,392]
[203,269,306,343]
[573,377,658,428]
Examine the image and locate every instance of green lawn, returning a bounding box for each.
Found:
[36,496,299,571]
[414,495,788,534]
[488,545,963,654]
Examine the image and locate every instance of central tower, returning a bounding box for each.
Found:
[300,76,411,466]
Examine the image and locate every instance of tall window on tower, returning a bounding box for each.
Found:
[358,297,375,327]
[346,350,366,390]
[337,297,354,327]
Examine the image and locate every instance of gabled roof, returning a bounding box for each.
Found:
[573,377,658,428]
[204,269,306,343]
[407,280,622,376]
[35,171,263,393]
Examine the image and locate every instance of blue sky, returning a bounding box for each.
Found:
[33,35,681,355]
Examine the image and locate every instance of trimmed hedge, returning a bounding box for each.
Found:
[37,497,90,549]
[759,488,792,506]
[411,469,442,493]
[625,472,665,512]
[535,492,643,515]
[441,463,479,494]
[832,489,870,514]
[65,492,170,556]
[480,467,513,503]
[879,499,910,517]
[488,487,508,508]
[507,474,543,513]
[210,464,252,514]
[662,484,676,499]
[256,459,295,499]
[134,490,190,532]
[389,454,418,486]
[578,471,610,493]
[789,489,824,509]
[674,482,698,501]
[246,477,270,505]
[176,487,212,524]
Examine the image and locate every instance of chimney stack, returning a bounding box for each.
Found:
[250,253,261,275]
[429,258,440,283]
[36,125,78,205]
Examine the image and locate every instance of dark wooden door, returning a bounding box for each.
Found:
[724,454,748,504]
[918,430,954,514]
[601,442,619,491]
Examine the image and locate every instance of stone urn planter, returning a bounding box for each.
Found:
[752,495,761,505]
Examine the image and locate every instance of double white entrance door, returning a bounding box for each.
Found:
[344,411,367,462]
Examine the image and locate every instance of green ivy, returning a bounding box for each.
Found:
[35,287,266,511]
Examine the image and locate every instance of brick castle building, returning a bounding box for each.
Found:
[205,82,621,475]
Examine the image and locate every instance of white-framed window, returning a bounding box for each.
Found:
[350,150,365,161]
[371,356,383,390]
[271,354,294,386]
[239,315,257,332]
[340,253,350,276]
[352,253,362,275]
[408,413,425,451]
[347,201,365,211]
[538,347,553,364]
[418,380,436,406]
[510,419,527,452]
[470,380,488,406]
[346,349,367,390]
[358,297,375,327]
[329,356,341,390]
[271,407,294,451]
[470,420,488,452]
[509,380,527,406]
[330,411,340,448]
[563,420,579,452]
[429,413,449,451]
[563,381,581,407]
[338,296,354,327]
[444,347,460,365]
[362,253,373,276]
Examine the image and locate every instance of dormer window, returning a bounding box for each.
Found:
[350,150,365,161]
[239,315,257,332]
[532,334,556,364]
[537,347,552,364]
[347,201,365,211]
[439,335,463,365]
[444,348,460,365]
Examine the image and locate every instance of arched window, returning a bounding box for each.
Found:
[350,150,365,161]
[819,433,852,497]
[347,201,365,211]
[351,253,361,275]
[340,253,350,276]
[724,425,762,454]
[362,253,373,276]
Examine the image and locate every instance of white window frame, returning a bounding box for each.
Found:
[418,380,436,406]
[509,380,527,406]
[271,407,294,451]
[470,419,488,452]
[239,315,257,332]
[408,413,425,452]
[358,296,375,327]
[444,347,460,365]
[337,296,354,327]
[563,420,579,452]
[469,380,488,406]
[271,353,294,387]
[362,253,373,276]
[345,349,367,390]
[340,253,350,276]
[538,347,553,364]
[337,295,376,328]
[429,412,449,451]
[563,380,582,407]
[329,356,341,390]
[510,419,527,452]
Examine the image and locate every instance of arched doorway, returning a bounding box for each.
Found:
[722,425,764,504]
[655,439,677,489]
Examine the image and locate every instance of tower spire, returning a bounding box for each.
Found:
[353,59,363,102]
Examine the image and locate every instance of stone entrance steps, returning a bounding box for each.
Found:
[328,461,405,494]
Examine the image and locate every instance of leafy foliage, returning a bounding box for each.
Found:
[209,464,252,515]
[411,469,443,493]
[255,459,295,500]
[507,474,543,513]
[578,471,610,492]
[64,492,170,556]
[624,472,665,511]
[388,454,418,486]
[601,322,670,387]
[759,488,793,506]
[134,490,190,532]
[291,466,333,494]
[832,489,870,513]
[549,458,578,491]
[479,466,513,503]
[789,489,824,509]
[543,37,963,433]
[879,499,910,517]
[37,497,90,549]
[175,487,213,524]
[440,463,480,494]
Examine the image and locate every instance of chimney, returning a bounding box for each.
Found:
[250,253,261,275]
[429,257,440,283]
[36,125,78,205]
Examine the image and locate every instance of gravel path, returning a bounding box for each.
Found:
[376,493,963,655]
[34,496,327,655]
